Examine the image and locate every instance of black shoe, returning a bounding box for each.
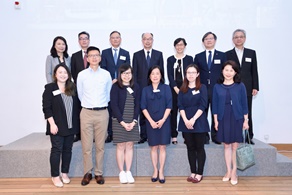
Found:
[138,138,147,144]
[246,139,255,145]
[212,140,221,145]
[73,135,81,142]
[105,135,112,143]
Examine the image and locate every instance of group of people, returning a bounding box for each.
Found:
[42,29,259,187]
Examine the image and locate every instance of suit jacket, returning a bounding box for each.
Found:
[194,50,226,95]
[42,83,80,136]
[45,55,71,83]
[225,48,259,96]
[167,55,193,88]
[101,48,130,80]
[71,50,89,83]
[132,49,164,89]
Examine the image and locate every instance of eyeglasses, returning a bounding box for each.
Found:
[122,72,132,75]
[204,38,214,41]
[233,36,245,39]
[187,71,197,75]
[87,54,100,58]
[79,37,89,41]
[143,38,153,41]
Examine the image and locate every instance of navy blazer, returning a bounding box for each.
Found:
[71,50,89,83]
[110,83,141,123]
[194,50,227,93]
[225,48,259,96]
[167,55,193,88]
[101,48,130,80]
[132,49,164,89]
[42,83,79,136]
[212,83,248,121]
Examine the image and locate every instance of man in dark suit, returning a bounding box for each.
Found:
[132,32,164,144]
[101,31,131,143]
[71,31,90,142]
[194,32,227,145]
[226,29,259,145]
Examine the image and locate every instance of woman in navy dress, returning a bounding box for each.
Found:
[167,38,193,144]
[212,60,249,185]
[178,64,210,183]
[140,65,172,184]
[110,64,140,184]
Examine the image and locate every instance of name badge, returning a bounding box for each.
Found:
[214,59,221,64]
[52,89,61,96]
[173,62,178,69]
[127,87,134,94]
[153,89,160,93]
[245,57,252,62]
[120,56,126,60]
[192,90,200,95]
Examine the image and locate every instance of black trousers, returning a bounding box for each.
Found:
[139,111,147,139]
[183,132,206,175]
[50,134,74,177]
[170,88,179,138]
[205,86,217,142]
[247,95,254,139]
[107,102,113,136]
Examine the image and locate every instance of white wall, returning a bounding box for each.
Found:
[0,0,291,145]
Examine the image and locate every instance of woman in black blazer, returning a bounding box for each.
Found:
[42,63,79,187]
[167,38,193,144]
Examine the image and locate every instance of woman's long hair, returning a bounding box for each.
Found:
[53,63,76,96]
[180,64,201,93]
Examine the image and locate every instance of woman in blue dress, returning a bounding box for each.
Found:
[212,60,249,185]
[177,64,210,183]
[140,65,172,184]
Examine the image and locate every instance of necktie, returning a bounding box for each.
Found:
[146,51,151,67]
[83,51,87,69]
[113,48,118,65]
[207,50,212,69]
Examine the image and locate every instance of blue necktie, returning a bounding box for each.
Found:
[113,48,118,65]
[146,51,151,67]
[207,50,212,69]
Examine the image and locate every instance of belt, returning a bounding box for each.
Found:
[84,107,107,111]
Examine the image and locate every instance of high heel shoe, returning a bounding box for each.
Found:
[151,172,158,182]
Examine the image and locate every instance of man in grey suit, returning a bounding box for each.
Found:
[226,29,259,145]
[132,32,164,144]
[71,31,90,142]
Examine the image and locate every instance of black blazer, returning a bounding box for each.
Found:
[110,83,141,123]
[42,83,79,136]
[71,50,89,83]
[194,50,227,93]
[225,48,259,96]
[132,49,164,89]
[101,48,130,80]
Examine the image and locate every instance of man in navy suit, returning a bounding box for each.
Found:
[71,31,90,142]
[226,29,259,145]
[101,31,130,143]
[132,32,164,144]
[194,32,227,145]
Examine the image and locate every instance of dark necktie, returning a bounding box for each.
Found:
[146,51,151,67]
[113,48,118,65]
[207,50,212,69]
[83,51,87,69]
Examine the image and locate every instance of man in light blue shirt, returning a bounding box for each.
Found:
[77,46,112,186]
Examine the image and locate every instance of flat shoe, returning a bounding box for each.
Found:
[187,176,196,182]
[192,176,203,183]
[230,176,238,185]
[61,173,70,184]
[52,177,63,187]
[222,177,230,182]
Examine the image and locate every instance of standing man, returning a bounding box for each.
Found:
[132,32,164,144]
[226,29,259,145]
[77,46,112,186]
[194,32,226,145]
[71,31,90,142]
[101,31,130,143]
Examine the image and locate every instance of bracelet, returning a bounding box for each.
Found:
[133,119,138,123]
[244,118,249,121]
